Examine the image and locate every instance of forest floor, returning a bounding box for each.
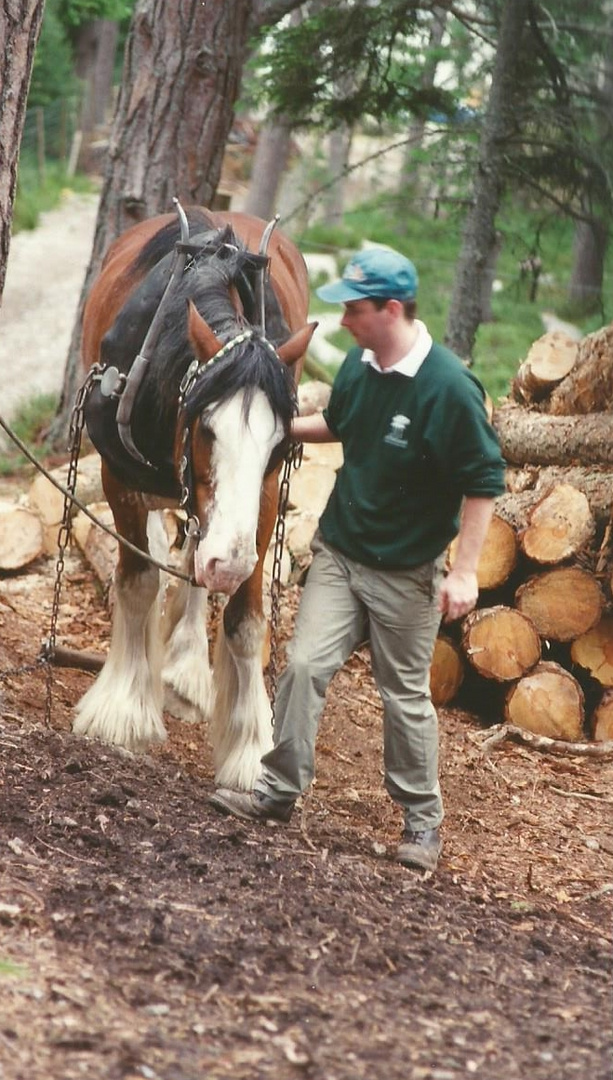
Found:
[0,527,611,1080]
[0,195,610,1080]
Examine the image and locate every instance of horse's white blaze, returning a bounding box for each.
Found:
[210,610,273,789]
[193,388,284,595]
[73,562,166,750]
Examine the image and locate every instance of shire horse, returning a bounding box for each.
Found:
[73,205,315,790]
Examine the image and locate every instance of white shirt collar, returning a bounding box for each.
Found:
[360,319,433,377]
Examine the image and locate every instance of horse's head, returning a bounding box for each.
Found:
[180,302,316,595]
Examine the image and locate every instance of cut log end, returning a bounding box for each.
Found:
[430,635,464,707]
[462,605,541,682]
[515,566,604,642]
[504,661,584,741]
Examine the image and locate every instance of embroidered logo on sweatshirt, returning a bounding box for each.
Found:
[384,413,411,447]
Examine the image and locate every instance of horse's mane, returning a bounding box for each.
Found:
[101,216,297,467]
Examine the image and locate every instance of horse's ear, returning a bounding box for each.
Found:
[277,322,318,368]
[187,300,223,363]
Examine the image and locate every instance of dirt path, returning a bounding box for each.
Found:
[0,192,98,422]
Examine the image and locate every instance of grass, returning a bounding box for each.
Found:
[0,960,25,978]
[297,193,612,404]
[0,393,59,476]
[14,155,93,233]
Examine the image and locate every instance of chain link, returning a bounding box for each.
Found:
[41,369,97,724]
[267,440,303,726]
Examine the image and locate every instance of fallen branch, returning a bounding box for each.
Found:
[478,723,613,759]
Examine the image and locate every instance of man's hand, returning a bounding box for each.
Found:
[438,567,479,623]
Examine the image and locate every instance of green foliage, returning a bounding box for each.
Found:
[29,0,78,106]
[254,2,458,128]
[301,191,612,405]
[14,155,93,233]
[58,0,133,25]
[0,960,25,978]
[0,394,60,477]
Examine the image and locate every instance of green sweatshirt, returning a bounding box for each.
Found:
[320,343,506,569]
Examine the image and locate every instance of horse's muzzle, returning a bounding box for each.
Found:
[193,545,257,595]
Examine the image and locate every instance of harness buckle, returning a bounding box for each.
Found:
[98,366,127,399]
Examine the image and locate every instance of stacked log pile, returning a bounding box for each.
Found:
[432,324,613,745]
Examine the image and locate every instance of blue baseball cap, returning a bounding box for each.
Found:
[316,246,418,304]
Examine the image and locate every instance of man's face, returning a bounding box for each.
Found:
[340,298,389,349]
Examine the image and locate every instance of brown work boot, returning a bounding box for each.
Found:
[396,827,441,873]
[209,788,294,824]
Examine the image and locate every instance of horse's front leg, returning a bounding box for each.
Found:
[73,470,167,750]
[209,473,279,790]
[161,534,214,722]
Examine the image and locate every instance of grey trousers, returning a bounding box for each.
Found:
[256,534,445,831]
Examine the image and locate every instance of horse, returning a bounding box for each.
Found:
[72,205,316,790]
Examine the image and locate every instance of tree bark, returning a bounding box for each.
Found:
[322,124,353,228]
[0,0,45,304]
[51,0,304,448]
[73,18,120,137]
[547,323,613,415]
[503,464,613,528]
[493,404,613,466]
[568,217,608,312]
[444,0,531,361]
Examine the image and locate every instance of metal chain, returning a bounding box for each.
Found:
[267,439,303,725]
[41,369,95,724]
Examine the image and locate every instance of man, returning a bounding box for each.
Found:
[210,246,506,873]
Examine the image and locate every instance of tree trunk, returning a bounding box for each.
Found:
[243,116,293,220]
[504,661,584,742]
[493,405,613,466]
[444,0,530,361]
[0,0,45,303]
[73,18,120,135]
[322,124,352,228]
[568,217,607,312]
[50,0,263,448]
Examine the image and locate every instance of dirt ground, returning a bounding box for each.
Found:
[0,197,611,1079]
[0,494,611,1080]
